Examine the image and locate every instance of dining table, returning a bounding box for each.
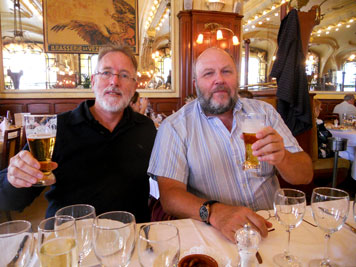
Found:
[28,202,356,267]
[329,128,356,180]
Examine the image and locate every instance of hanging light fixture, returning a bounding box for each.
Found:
[196,23,240,46]
[2,0,43,54]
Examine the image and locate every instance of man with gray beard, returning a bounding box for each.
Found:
[148,47,312,242]
[0,45,156,222]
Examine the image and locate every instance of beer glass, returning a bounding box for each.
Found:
[24,115,57,186]
[241,113,266,173]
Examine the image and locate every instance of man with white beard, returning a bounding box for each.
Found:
[0,46,156,222]
[148,47,313,241]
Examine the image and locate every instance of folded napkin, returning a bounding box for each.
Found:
[0,119,10,137]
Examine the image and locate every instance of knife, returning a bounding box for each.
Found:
[7,235,29,267]
[256,251,263,264]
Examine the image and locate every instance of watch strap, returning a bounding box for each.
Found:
[202,200,219,225]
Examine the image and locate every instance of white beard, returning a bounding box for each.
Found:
[94,86,132,112]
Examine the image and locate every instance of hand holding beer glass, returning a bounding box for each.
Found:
[24,115,57,186]
[241,113,266,174]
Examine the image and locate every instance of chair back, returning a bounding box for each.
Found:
[1,127,21,170]
[21,126,27,149]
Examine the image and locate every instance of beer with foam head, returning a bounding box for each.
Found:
[241,113,265,172]
[25,115,57,186]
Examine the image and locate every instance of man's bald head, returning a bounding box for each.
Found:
[193,47,237,80]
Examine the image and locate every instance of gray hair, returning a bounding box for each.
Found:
[96,45,138,72]
[344,94,355,101]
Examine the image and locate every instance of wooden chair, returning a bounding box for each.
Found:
[1,127,21,170]
[20,126,27,149]
[0,128,21,221]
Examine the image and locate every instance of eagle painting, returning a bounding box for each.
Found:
[50,0,136,48]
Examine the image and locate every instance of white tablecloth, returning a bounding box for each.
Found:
[330,129,356,180]
[29,204,356,267]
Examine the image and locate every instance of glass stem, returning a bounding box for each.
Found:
[284,229,291,259]
[323,233,331,265]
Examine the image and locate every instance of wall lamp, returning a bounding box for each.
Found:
[196,23,240,46]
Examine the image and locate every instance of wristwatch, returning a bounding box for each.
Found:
[199,200,219,224]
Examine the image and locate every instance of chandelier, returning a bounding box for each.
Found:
[3,0,43,54]
[196,23,240,46]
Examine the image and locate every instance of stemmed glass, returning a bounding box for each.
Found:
[92,211,136,267]
[138,222,180,267]
[309,187,349,267]
[0,220,34,266]
[37,215,78,267]
[273,188,306,267]
[55,204,96,265]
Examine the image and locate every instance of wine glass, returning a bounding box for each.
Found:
[273,188,306,267]
[55,204,96,265]
[37,215,78,267]
[0,220,34,266]
[138,222,180,267]
[309,187,349,267]
[92,211,136,267]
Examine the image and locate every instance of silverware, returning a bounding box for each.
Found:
[7,235,29,267]
[140,224,153,252]
[344,222,356,234]
[303,219,317,227]
[256,251,263,264]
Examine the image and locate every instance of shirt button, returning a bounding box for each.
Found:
[100,131,104,134]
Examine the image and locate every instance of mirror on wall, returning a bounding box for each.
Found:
[240,0,356,91]
[0,0,172,91]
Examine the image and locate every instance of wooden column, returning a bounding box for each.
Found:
[244,39,250,86]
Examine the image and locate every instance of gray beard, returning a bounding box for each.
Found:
[196,85,238,115]
[94,86,131,113]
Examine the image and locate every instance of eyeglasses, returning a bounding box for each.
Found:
[95,71,136,82]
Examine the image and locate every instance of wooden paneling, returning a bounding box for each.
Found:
[27,104,51,114]
[0,104,24,115]
[178,10,243,106]
[54,103,81,114]
[317,99,343,121]
[0,97,179,116]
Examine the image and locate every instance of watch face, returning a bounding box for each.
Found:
[199,205,209,222]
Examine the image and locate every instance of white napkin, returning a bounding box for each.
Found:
[0,118,10,137]
[14,113,30,127]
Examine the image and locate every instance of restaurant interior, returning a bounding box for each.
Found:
[0,0,356,265]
